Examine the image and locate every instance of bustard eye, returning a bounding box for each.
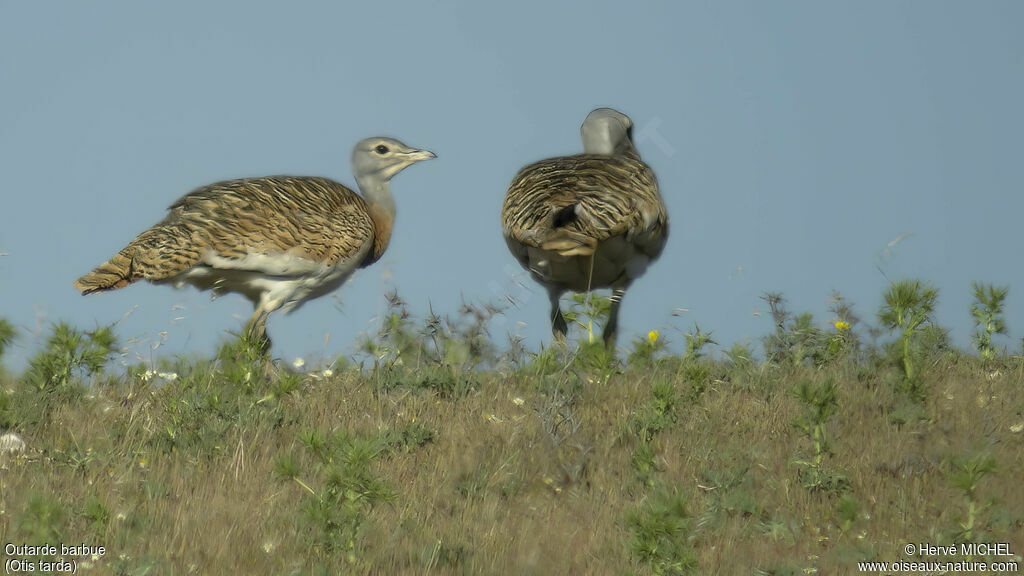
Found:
[375,144,389,155]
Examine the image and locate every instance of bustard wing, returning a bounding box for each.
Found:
[74,176,375,293]
[501,154,667,260]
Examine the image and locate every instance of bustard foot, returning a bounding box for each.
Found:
[602,287,626,351]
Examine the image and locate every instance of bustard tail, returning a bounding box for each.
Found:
[540,204,599,257]
[74,250,139,294]
[74,226,195,295]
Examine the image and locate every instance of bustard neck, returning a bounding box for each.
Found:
[356,175,395,215]
[355,176,396,266]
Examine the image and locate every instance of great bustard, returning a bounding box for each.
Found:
[501,108,668,347]
[74,137,435,351]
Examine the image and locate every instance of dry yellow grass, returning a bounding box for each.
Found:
[1,348,1022,575]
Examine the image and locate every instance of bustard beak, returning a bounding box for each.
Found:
[404,148,437,163]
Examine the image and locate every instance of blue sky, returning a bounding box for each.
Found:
[2,1,1022,369]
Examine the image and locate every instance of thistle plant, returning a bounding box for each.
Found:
[723,342,754,371]
[276,430,396,566]
[218,331,273,390]
[684,323,716,360]
[630,378,678,443]
[877,279,938,386]
[564,293,611,343]
[761,292,792,365]
[948,452,997,543]
[628,329,666,366]
[825,291,860,363]
[628,377,680,485]
[792,378,842,492]
[25,322,117,393]
[828,290,861,329]
[969,282,1008,361]
[761,293,832,367]
[17,493,66,546]
[360,291,426,368]
[558,293,617,371]
[825,320,851,364]
[834,493,861,533]
[0,318,15,365]
[627,489,697,575]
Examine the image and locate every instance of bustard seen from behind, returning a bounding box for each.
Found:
[74,137,436,352]
[501,108,668,348]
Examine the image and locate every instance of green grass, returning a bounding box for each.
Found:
[1,283,1023,574]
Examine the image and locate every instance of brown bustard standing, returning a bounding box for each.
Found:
[74,137,435,351]
[501,108,668,347]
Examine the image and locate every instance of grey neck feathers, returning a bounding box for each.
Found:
[611,138,641,160]
[354,172,396,265]
[582,126,641,160]
[355,173,396,216]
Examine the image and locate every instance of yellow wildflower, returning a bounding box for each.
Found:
[648,330,660,344]
[834,320,850,332]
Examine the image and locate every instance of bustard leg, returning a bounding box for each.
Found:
[548,288,568,341]
[603,287,627,349]
[244,307,273,357]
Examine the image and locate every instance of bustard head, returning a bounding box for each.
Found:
[352,137,436,188]
[580,107,639,159]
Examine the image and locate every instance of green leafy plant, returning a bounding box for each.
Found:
[379,423,435,454]
[877,279,939,394]
[948,452,997,543]
[360,291,429,372]
[359,292,501,396]
[564,293,612,344]
[628,378,679,485]
[835,493,861,532]
[217,330,274,390]
[825,291,861,364]
[0,318,16,365]
[629,329,666,366]
[573,338,617,372]
[761,293,828,367]
[630,441,659,487]
[276,430,396,567]
[631,378,678,443]
[25,322,117,394]
[724,342,754,370]
[969,282,1008,361]
[684,323,717,360]
[16,493,66,547]
[627,489,697,575]
[81,496,111,540]
[792,378,845,493]
[695,464,759,531]
[762,292,793,365]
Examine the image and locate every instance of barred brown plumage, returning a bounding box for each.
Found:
[501,108,668,347]
[74,137,435,353]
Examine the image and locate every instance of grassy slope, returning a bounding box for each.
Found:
[1,330,1022,575]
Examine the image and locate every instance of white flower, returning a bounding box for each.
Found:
[322,369,333,378]
[292,357,306,369]
[512,397,525,406]
[158,372,178,381]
